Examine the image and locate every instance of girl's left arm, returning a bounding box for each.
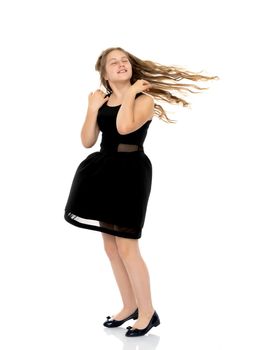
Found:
[116,80,154,135]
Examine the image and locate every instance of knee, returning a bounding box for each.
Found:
[103,239,119,261]
[116,239,138,262]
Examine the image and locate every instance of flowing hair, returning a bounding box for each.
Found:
[95,47,218,123]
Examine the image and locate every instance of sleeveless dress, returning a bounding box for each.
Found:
[64,98,152,239]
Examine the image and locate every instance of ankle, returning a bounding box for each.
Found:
[138,307,155,318]
[123,305,138,312]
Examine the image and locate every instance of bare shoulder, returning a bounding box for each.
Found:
[136,92,154,106]
[134,93,154,122]
[135,93,154,111]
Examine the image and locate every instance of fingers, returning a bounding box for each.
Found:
[90,89,107,98]
[97,89,108,97]
[141,81,152,92]
[137,79,152,90]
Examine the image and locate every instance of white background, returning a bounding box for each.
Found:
[0,0,262,349]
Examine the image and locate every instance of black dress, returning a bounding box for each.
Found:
[64,99,152,239]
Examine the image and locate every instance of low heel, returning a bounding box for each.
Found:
[125,311,160,337]
[153,319,160,327]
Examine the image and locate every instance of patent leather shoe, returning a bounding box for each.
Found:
[125,311,160,337]
[103,308,139,328]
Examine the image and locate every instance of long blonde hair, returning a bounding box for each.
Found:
[95,47,218,123]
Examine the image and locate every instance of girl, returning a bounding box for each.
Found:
[64,47,217,337]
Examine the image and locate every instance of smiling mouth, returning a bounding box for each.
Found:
[117,69,127,74]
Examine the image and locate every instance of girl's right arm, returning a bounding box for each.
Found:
[81,90,109,148]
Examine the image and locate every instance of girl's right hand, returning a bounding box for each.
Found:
[88,90,109,111]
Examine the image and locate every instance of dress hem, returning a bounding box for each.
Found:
[64,212,141,239]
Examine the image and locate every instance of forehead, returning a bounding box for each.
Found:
[106,50,128,62]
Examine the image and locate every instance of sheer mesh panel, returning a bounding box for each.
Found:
[117,143,143,152]
[99,220,139,234]
[65,212,141,238]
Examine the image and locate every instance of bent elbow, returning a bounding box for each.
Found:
[117,124,131,135]
[82,143,92,149]
[83,142,95,148]
[81,139,95,148]
[117,129,127,135]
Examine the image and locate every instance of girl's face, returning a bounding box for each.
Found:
[104,50,132,84]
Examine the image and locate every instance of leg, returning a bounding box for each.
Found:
[115,237,155,329]
[101,232,137,319]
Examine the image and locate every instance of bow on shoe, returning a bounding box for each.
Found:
[125,311,161,337]
[103,315,119,328]
[103,309,139,328]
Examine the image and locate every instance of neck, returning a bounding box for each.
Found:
[109,81,131,100]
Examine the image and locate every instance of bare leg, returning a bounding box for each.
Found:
[102,233,137,320]
[115,237,155,329]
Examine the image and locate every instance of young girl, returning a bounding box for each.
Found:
[64,47,217,337]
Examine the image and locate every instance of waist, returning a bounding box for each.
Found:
[100,143,144,154]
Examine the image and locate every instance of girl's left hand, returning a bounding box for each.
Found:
[130,79,152,94]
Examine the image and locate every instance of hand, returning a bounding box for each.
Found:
[130,79,152,94]
[88,90,109,111]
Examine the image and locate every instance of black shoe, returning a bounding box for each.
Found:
[125,311,160,337]
[103,308,139,328]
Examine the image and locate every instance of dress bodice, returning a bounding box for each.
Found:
[97,103,152,152]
